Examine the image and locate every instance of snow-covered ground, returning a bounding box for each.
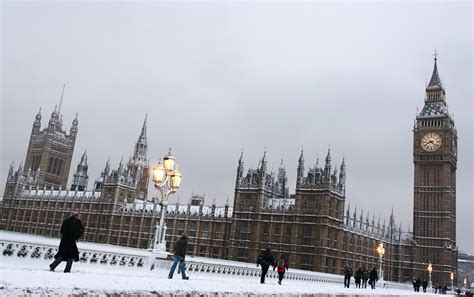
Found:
[0,256,435,296]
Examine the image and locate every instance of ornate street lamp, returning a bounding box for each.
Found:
[150,148,182,252]
[376,242,385,288]
[464,277,467,289]
[427,263,433,290]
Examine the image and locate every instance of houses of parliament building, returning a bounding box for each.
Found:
[1,57,458,285]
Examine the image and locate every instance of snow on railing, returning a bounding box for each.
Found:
[0,230,412,290]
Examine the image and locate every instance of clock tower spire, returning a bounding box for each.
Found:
[412,53,457,285]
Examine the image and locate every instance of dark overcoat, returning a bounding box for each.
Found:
[174,238,188,258]
[257,249,275,267]
[54,216,84,262]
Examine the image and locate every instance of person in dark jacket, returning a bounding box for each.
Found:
[168,233,189,280]
[422,280,428,292]
[343,265,353,288]
[361,267,369,289]
[369,267,378,289]
[355,268,362,288]
[272,254,289,285]
[414,278,421,292]
[49,212,84,273]
[257,247,275,284]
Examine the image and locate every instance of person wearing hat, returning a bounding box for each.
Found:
[168,233,189,280]
[49,212,84,273]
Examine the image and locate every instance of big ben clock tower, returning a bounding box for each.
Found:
[413,53,457,284]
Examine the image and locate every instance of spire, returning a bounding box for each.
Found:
[296,147,305,186]
[80,149,88,166]
[427,50,442,89]
[132,115,148,163]
[35,107,42,121]
[70,113,78,137]
[236,150,244,187]
[324,147,332,182]
[141,114,147,137]
[260,149,267,172]
[58,84,65,114]
[325,147,331,166]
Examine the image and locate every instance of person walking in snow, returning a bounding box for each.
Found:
[369,267,378,289]
[49,212,84,273]
[362,267,369,289]
[343,265,353,288]
[355,267,362,288]
[272,254,288,285]
[168,233,189,280]
[257,247,275,284]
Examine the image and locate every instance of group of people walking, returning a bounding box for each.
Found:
[256,248,289,285]
[343,266,379,289]
[45,214,401,291]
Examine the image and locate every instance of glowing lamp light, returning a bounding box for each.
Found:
[377,242,385,257]
[171,166,182,189]
[152,163,166,184]
[427,263,432,273]
[163,148,175,171]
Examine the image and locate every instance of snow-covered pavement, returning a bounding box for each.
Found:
[1,257,434,296]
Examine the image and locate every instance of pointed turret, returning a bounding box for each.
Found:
[425,51,446,102]
[296,148,305,186]
[8,161,14,178]
[131,115,148,164]
[260,149,267,173]
[71,149,89,191]
[277,159,287,196]
[32,107,42,134]
[338,157,346,192]
[324,148,332,182]
[236,150,244,187]
[70,113,78,138]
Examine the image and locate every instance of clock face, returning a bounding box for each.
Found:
[421,132,442,152]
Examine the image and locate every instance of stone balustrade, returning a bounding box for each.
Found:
[0,230,412,291]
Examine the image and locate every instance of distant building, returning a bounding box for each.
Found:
[0,56,458,284]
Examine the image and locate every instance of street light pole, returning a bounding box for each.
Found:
[450,272,454,291]
[376,242,385,288]
[427,263,432,291]
[150,149,182,253]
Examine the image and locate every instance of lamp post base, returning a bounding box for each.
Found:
[148,242,171,270]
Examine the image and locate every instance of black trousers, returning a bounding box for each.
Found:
[278,272,285,283]
[260,265,269,284]
[344,277,351,288]
[50,255,73,272]
[362,279,368,288]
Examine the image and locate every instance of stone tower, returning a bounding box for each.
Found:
[23,89,78,190]
[413,54,457,284]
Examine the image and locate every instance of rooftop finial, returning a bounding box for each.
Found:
[434,49,438,61]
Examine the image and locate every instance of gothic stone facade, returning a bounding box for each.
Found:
[0,58,457,285]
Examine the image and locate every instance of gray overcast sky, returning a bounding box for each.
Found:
[1,1,472,253]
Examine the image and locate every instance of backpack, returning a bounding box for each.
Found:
[277,259,284,268]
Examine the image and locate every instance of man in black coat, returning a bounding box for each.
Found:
[257,247,275,284]
[369,267,378,289]
[168,233,189,280]
[49,212,84,273]
[343,265,353,288]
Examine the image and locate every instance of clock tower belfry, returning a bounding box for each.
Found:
[413,54,457,284]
